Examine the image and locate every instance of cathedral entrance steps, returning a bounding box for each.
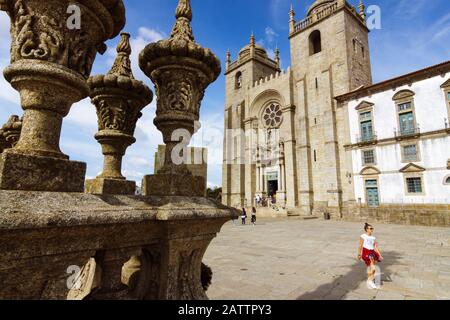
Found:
[287,209,320,220]
[253,206,287,218]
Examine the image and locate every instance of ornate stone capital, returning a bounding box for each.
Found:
[2,0,125,78]
[139,0,220,195]
[0,0,126,192]
[86,33,153,194]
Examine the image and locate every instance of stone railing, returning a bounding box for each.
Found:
[0,191,236,299]
[292,1,362,34]
[0,0,236,300]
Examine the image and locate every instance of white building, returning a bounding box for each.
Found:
[337,61,450,210]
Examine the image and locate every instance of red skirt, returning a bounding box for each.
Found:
[361,248,380,266]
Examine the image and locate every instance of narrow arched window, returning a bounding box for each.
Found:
[309,30,322,55]
[235,71,242,89]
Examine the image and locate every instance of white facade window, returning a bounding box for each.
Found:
[365,179,380,207]
[362,149,376,165]
[393,90,418,137]
[359,111,374,142]
[406,177,423,194]
[398,102,412,112]
[403,144,418,162]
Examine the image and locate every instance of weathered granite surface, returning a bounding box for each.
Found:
[142,172,206,197]
[0,152,86,192]
[0,190,238,300]
[0,0,126,192]
[85,177,136,196]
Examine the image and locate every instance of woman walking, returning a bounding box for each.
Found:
[251,207,257,226]
[358,223,384,289]
[241,208,247,225]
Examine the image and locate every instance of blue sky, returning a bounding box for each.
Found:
[0,0,449,188]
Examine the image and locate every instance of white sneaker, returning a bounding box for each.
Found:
[367,280,378,290]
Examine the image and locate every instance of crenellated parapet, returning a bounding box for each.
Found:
[252,67,291,89]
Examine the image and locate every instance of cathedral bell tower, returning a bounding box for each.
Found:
[288,0,372,216]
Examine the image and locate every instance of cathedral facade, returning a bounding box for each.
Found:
[222,0,450,223]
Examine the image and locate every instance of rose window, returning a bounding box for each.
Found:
[263,104,283,128]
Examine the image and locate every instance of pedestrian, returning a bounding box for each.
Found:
[241,208,247,225]
[251,207,257,226]
[357,223,384,289]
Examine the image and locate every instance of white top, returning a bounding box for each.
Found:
[361,234,376,250]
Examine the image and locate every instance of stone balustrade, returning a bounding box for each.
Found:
[0,0,236,300]
[0,191,237,300]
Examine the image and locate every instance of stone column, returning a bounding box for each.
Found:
[263,166,267,194]
[281,105,298,209]
[277,142,287,207]
[243,118,254,206]
[256,166,261,193]
[89,247,141,300]
[296,79,314,215]
[139,0,221,197]
[85,33,153,195]
[0,0,126,192]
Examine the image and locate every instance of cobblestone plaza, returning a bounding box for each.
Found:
[205,219,450,300]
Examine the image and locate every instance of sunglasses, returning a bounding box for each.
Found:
[368,227,374,230]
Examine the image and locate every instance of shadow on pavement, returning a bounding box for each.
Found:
[296,250,401,300]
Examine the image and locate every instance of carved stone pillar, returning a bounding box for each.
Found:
[0,0,126,192]
[139,0,221,196]
[85,33,153,195]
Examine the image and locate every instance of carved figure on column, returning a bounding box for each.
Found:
[0,115,22,153]
[86,33,153,195]
[0,129,6,154]
[139,0,221,196]
[0,0,126,192]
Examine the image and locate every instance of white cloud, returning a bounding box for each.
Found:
[106,27,166,82]
[256,26,281,66]
[66,98,98,130]
[265,27,278,44]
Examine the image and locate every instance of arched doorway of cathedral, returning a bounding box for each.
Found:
[266,170,279,198]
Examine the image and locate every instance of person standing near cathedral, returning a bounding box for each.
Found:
[251,207,257,226]
[241,208,247,225]
[358,223,384,289]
